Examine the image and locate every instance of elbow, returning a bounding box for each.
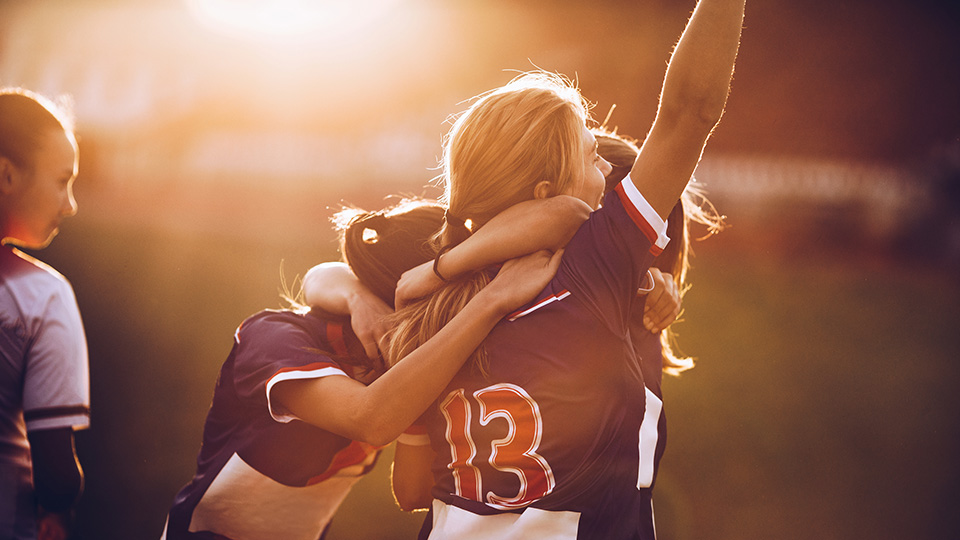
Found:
[349,407,400,448]
[548,196,592,245]
[359,429,397,449]
[553,195,593,221]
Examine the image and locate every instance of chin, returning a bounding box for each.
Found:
[30,230,59,250]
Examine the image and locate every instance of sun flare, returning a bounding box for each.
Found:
[185,0,404,41]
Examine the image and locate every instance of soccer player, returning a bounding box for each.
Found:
[0,88,88,540]
[384,0,746,537]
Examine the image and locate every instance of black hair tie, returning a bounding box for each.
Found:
[444,210,466,230]
[433,244,455,282]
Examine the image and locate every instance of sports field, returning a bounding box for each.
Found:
[34,213,958,540]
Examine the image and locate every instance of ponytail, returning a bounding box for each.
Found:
[382,72,592,373]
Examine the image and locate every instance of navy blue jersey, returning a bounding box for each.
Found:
[162,308,380,540]
[420,180,670,540]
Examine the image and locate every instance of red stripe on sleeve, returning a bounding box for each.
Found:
[614,183,665,257]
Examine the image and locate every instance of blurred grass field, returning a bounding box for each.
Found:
[34,214,960,540]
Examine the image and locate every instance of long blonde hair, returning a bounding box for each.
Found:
[383,72,593,374]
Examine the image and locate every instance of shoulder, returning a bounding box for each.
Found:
[238,307,343,340]
[1,246,78,318]
[601,178,670,255]
[1,246,71,287]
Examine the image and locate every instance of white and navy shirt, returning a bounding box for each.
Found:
[0,245,90,540]
[162,309,380,540]
[420,179,670,540]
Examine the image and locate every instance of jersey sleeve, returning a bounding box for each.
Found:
[231,312,348,424]
[556,177,670,336]
[22,280,90,432]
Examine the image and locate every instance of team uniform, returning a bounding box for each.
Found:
[161,308,381,540]
[0,245,90,540]
[628,303,670,538]
[416,179,670,540]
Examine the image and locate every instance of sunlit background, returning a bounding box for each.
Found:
[2,0,958,538]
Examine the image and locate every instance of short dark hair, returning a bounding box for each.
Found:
[0,88,74,169]
[335,199,445,308]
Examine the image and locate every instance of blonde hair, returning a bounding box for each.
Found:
[595,129,725,375]
[437,71,592,245]
[383,72,593,373]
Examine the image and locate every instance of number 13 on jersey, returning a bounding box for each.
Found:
[440,383,555,510]
[440,383,662,508]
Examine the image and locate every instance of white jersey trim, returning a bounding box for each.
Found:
[616,177,670,253]
[188,452,357,540]
[397,432,431,446]
[506,290,571,322]
[637,387,663,489]
[428,499,580,540]
[265,366,348,423]
[26,412,90,432]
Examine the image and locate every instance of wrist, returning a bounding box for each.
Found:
[343,287,370,315]
[474,286,515,319]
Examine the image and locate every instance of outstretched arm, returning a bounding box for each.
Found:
[396,195,590,306]
[274,249,564,447]
[631,0,745,218]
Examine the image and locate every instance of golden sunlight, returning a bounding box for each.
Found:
[184,0,404,41]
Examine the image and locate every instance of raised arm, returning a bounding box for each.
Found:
[631,0,745,218]
[396,195,590,306]
[273,249,563,447]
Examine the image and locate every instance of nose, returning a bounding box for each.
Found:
[600,157,613,177]
[62,186,78,218]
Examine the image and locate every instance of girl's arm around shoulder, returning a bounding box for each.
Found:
[396,196,590,306]
[273,250,564,447]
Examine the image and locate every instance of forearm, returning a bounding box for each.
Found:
[28,428,83,513]
[351,293,511,444]
[659,0,745,125]
[631,0,745,217]
[392,443,436,511]
[281,250,561,446]
[282,288,510,446]
[440,196,589,277]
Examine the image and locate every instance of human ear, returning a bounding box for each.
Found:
[0,157,17,195]
[533,180,555,200]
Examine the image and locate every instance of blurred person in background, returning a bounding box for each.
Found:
[0,88,88,540]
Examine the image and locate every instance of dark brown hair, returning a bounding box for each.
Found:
[335,199,445,309]
[0,88,74,169]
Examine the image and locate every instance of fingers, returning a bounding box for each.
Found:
[488,249,564,311]
[360,336,380,360]
[642,270,681,333]
[395,261,440,309]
